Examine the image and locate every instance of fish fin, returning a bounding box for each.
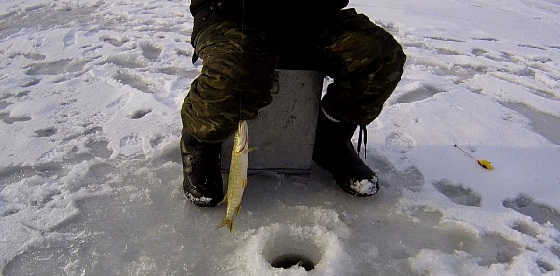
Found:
[248,146,258,153]
[218,218,234,232]
[235,204,242,216]
[235,144,246,153]
[218,195,227,206]
[234,121,249,153]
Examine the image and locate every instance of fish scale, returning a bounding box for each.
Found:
[219,120,249,232]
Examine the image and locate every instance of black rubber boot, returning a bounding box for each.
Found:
[180,133,224,207]
[312,109,379,197]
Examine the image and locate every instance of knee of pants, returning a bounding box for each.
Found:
[366,31,406,75]
[331,32,405,76]
[186,119,238,143]
[181,103,239,143]
[199,51,246,91]
[324,41,406,125]
[190,53,274,125]
[197,40,275,101]
[181,79,239,143]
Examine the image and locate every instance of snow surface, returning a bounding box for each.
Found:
[1,0,560,275]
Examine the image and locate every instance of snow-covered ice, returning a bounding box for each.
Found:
[1,0,560,275]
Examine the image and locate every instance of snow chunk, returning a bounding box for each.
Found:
[350,176,379,196]
[410,249,502,276]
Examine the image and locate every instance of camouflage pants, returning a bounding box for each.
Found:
[181,9,406,143]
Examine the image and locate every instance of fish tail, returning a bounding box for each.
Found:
[218,218,234,232]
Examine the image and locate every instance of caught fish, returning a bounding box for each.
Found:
[219,120,249,232]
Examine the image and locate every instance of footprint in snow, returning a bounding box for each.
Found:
[471,48,488,56]
[149,135,164,148]
[62,126,104,142]
[480,51,519,63]
[1,208,20,217]
[499,101,560,145]
[510,221,539,239]
[8,52,46,61]
[85,139,113,159]
[106,55,145,69]
[435,48,462,55]
[20,79,41,88]
[471,37,499,42]
[34,127,57,137]
[395,82,445,104]
[536,259,555,273]
[0,112,32,124]
[139,41,162,61]
[406,206,520,266]
[384,131,416,154]
[432,179,482,207]
[100,35,130,47]
[25,58,87,75]
[366,154,424,192]
[16,91,30,98]
[113,70,155,94]
[0,101,11,111]
[175,48,191,58]
[129,109,151,119]
[0,163,64,187]
[471,233,521,266]
[503,194,560,231]
[157,67,199,78]
[85,162,116,180]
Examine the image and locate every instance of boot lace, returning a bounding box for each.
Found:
[357,124,367,159]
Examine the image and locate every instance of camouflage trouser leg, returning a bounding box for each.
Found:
[181,21,276,143]
[319,9,406,126]
[182,10,405,141]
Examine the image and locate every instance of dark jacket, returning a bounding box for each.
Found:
[189,0,349,45]
[190,0,349,16]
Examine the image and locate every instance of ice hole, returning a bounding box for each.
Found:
[271,254,315,271]
[262,226,322,272]
[236,222,348,275]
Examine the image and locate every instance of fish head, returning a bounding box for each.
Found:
[233,120,248,153]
